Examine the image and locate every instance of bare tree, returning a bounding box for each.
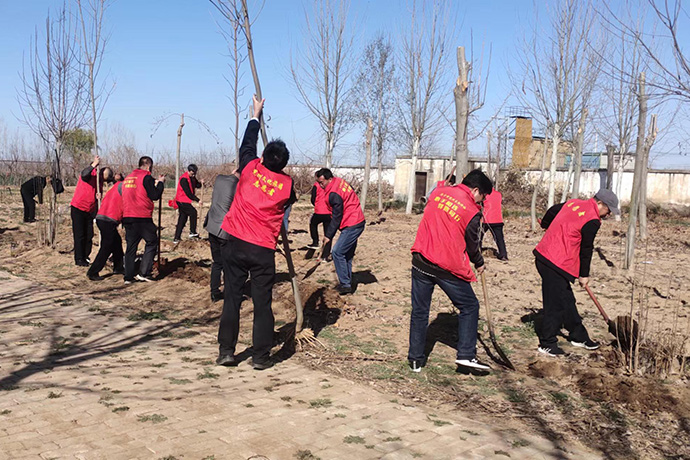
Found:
[360,117,373,211]
[353,34,395,212]
[531,128,550,231]
[400,0,450,214]
[511,0,602,208]
[17,4,90,245]
[290,0,355,168]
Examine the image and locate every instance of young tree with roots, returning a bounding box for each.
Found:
[290,0,355,169]
[400,0,451,215]
[18,4,90,246]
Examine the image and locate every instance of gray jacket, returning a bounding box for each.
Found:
[204,174,239,239]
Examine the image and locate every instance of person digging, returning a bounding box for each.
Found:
[534,189,620,357]
[216,95,296,370]
[306,171,332,261]
[408,169,493,374]
[172,164,204,244]
[87,176,125,281]
[20,175,51,223]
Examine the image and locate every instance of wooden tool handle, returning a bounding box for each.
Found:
[584,284,610,323]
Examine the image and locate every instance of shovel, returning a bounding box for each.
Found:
[480,272,515,370]
[584,285,639,351]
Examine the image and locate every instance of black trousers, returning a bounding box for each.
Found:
[124,220,158,281]
[71,206,95,264]
[481,223,507,259]
[309,213,332,258]
[209,233,227,296]
[87,220,124,277]
[217,236,275,364]
[536,258,590,347]
[174,202,197,239]
[21,189,35,222]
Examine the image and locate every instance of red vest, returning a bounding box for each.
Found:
[436,180,445,188]
[174,172,195,204]
[70,168,99,213]
[122,169,154,218]
[313,182,330,215]
[482,189,503,224]
[325,177,365,229]
[97,182,123,222]
[411,184,481,282]
[221,158,293,249]
[535,198,601,278]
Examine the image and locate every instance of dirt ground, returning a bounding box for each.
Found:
[1,184,689,460]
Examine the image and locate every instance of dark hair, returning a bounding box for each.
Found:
[315,168,333,180]
[262,139,289,172]
[188,164,198,173]
[445,174,456,185]
[100,167,114,183]
[461,169,493,195]
[138,156,153,168]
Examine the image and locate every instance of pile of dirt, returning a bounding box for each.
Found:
[160,258,209,284]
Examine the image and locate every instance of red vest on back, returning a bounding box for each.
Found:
[411,184,481,282]
[97,182,123,222]
[483,189,503,224]
[535,198,601,278]
[174,171,195,204]
[70,168,99,213]
[122,169,154,219]
[313,182,330,215]
[436,180,445,188]
[325,177,365,229]
[221,158,293,249]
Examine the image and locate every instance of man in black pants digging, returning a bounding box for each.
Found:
[172,164,203,244]
[20,175,51,223]
[534,189,620,357]
[216,95,296,370]
[87,177,125,281]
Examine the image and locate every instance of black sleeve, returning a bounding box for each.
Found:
[226,175,239,210]
[192,177,202,189]
[465,213,484,268]
[81,166,94,181]
[180,178,199,202]
[36,176,47,204]
[310,185,317,206]
[238,119,260,173]
[287,186,297,208]
[143,175,164,201]
[541,203,564,229]
[325,192,343,239]
[579,219,601,278]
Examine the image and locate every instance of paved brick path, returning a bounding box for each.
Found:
[0,272,599,460]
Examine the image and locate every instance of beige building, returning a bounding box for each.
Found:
[512,117,574,168]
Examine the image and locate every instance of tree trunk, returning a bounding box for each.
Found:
[531,133,550,231]
[547,123,560,208]
[624,72,647,270]
[639,114,656,240]
[606,144,615,190]
[486,129,493,182]
[175,113,185,191]
[377,142,383,212]
[360,117,373,212]
[615,142,627,222]
[325,130,335,169]
[454,46,469,179]
[240,0,268,147]
[561,157,574,202]
[571,108,588,198]
[405,137,420,214]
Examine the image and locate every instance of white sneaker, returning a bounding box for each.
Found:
[306,244,319,250]
[173,239,180,245]
[189,233,200,239]
[135,274,154,282]
[455,358,491,370]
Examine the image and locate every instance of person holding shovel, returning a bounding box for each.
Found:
[216,95,296,370]
[408,169,493,373]
[87,176,125,281]
[20,175,51,223]
[481,185,508,261]
[121,156,165,284]
[316,169,365,295]
[534,189,620,357]
[306,172,332,260]
[172,164,204,244]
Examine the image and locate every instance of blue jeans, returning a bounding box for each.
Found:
[331,223,364,288]
[408,266,480,361]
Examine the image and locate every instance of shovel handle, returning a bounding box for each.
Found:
[584,284,610,323]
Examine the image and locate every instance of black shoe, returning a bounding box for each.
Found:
[336,284,352,295]
[409,359,424,373]
[570,339,600,350]
[211,292,224,302]
[216,354,238,366]
[252,359,274,370]
[76,260,89,267]
[24,219,36,223]
[112,268,125,275]
[498,256,509,262]
[87,273,104,281]
[455,358,491,371]
[538,345,566,357]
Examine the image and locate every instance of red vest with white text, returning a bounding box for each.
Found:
[535,198,601,278]
[313,182,330,215]
[97,182,123,223]
[482,189,503,224]
[122,169,154,219]
[411,184,481,282]
[221,158,293,249]
[70,168,99,213]
[174,172,195,204]
[325,177,365,229]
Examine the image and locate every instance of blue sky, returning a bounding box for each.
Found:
[1,0,688,169]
